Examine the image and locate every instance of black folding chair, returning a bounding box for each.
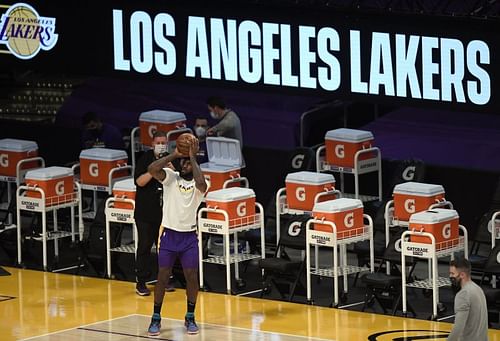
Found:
[259,214,309,302]
[360,228,417,316]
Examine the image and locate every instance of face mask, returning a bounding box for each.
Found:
[450,275,461,294]
[210,111,218,119]
[154,144,167,156]
[195,126,206,137]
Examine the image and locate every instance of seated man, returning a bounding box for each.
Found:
[81,111,124,150]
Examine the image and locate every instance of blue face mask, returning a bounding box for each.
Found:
[210,111,218,119]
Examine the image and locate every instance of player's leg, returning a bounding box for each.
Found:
[147,229,177,336]
[178,231,200,334]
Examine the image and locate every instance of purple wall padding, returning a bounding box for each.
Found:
[55,77,322,149]
[362,107,500,171]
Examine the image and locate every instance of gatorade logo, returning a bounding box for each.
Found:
[402,166,416,181]
[288,221,302,236]
[148,125,157,138]
[0,154,8,167]
[344,212,354,228]
[442,223,451,239]
[55,180,65,195]
[335,144,345,158]
[89,163,99,177]
[394,238,402,252]
[404,199,415,213]
[291,154,304,169]
[236,202,247,217]
[296,187,306,202]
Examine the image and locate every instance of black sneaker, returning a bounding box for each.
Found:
[136,282,150,296]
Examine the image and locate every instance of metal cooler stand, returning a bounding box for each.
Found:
[383,198,454,275]
[401,226,468,320]
[306,214,374,307]
[0,156,44,227]
[16,182,83,271]
[104,196,137,279]
[73,163,132,220]
[275,187,340,270]
[198,202,264,294]
[316,145,382,203]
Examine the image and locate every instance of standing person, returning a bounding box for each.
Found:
[134,130,175,296]
[81,111,124,150]
[193,117,209,164]
[448,257,488,341]
[146,137,208,336]
[206,96,243,147]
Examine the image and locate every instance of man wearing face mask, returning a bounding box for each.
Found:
[81,111,124,150]
[448,257,488,341]
[134,130,173,296]
[206,96,243,147]
[193,117,209,164]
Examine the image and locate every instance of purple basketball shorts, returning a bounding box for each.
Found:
[158,228,199,269]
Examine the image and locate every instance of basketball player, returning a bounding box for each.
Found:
[146,136,208,336]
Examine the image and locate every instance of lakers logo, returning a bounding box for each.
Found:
[0,3,58,59]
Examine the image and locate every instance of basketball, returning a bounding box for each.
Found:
[176,133,196,156]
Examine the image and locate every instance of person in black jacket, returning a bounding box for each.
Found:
[134,130,174,295]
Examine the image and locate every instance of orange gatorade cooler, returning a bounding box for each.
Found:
[25,166,74,206]
[206,187,256,227]
[112,177,136,209]
[312,198,364,238]
[139,110,186,146]
[409,209,459,249]
[285,171,336,211]
[79,148,129,186]
[393,182,445,222]
[200,137,243,192]
[325,128,374,168]
[0,138,39,177]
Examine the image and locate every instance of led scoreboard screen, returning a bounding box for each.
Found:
[0,1,498,112]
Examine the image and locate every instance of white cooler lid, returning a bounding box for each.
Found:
[286,171,335,185]
[26,166,73,180]
[325,128,374,142]
[313,198,363,213]
[206,187,255,202]
[410,208,459,224]
[139,110,186,124]
[206,137,242,167]
[200,163,240,173]
[80,148,128,161]
[0,138,38,152]
[113,177,136,191]
[393,182,445,196]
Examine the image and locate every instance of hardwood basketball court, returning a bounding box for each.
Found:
[1,267,499,340]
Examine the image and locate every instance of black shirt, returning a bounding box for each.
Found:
[133,150,163,224]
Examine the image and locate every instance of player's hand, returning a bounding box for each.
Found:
[172,148,182,158]
[189,137,199,158]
